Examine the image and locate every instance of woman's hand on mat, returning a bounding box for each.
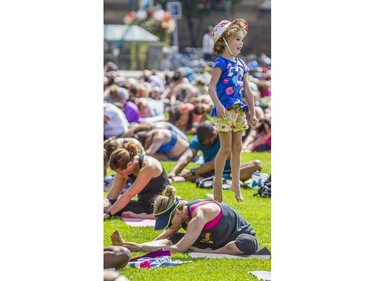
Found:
[104,210,113,220]
[103,198,111,211]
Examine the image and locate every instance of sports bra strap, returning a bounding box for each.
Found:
[187,204,192,219]
[139,153,145,168]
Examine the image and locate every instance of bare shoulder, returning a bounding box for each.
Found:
[140,155,163,175]
[193,201,221,219]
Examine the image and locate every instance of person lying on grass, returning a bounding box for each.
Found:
[134,127,190,162]
[110,186,259,255]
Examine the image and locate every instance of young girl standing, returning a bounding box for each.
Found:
[208,19,258,202]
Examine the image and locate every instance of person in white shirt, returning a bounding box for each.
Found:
[202,26,215,61]
[104,103,129,140]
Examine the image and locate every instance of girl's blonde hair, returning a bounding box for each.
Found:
[213,22,247,56]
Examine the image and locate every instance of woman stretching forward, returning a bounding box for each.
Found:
[111,186,259,255]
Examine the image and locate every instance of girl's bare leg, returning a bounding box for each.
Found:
[214,131,232,202]
[230,131,243,202]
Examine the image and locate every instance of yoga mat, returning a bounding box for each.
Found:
[248,271,271,281]
[188,247,271,259]
[122,217,156,227]
[188,252,270,259]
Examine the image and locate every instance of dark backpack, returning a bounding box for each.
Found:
[254,175,271,198]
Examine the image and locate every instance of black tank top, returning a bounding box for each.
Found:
[184,199,256,249]
[128,154,169,203]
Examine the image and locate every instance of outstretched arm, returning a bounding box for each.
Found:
[105,166,155,217]
[111,229,173,252]
[154,226,179,241]
[121,239,174,252]
[104,174,127,212]
[179,159,215,179]
[168,148,197,179]
[208,67,226,118]
[115,217,205,253]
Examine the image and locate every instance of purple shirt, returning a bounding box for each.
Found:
[123,101,141,123]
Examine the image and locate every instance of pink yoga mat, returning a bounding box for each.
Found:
[122,217,156,227]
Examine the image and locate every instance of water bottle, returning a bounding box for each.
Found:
[250,172,262,188]
[259,173,269,183]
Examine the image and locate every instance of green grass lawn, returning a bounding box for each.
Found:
[104,152,271,281]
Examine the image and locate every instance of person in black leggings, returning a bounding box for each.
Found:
[103,142,169,219]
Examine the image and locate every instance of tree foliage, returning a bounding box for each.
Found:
[159,0,243,47]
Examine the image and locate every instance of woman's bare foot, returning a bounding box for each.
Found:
[230,184,243,202]
[111,229,125,246]
[213,180,223,202]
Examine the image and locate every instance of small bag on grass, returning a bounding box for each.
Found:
[253,175,271,198]
[196,176,231,190]
[196,177,249,190]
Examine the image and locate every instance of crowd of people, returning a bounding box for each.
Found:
[103,58,271,150]
[103,18,271,278]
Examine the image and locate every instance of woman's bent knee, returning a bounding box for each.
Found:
[234,234,259,255]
